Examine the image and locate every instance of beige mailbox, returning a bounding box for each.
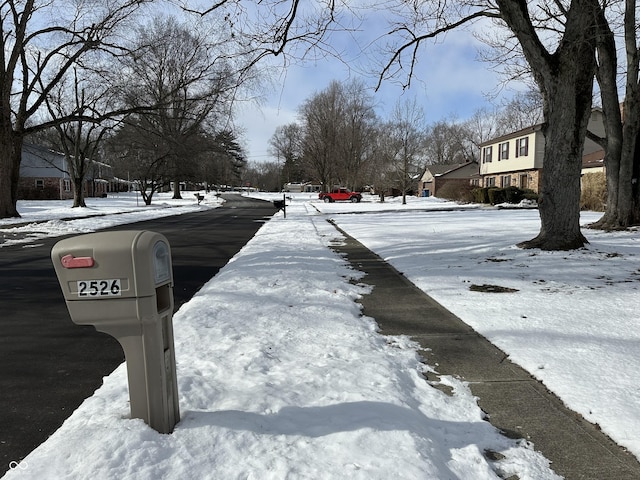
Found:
[51,230,180,434]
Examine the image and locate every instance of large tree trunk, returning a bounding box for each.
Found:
[590,1,640,230]
[0,132,23,218]
[633,136,640,222]
[498,0,598,250]
[593,103,640,230]
[72,177,87,208]
[519,88,591,250]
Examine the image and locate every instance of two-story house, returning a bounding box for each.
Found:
[479,109,605,193]
[18,143,117,200]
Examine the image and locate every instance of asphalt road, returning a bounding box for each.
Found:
[0,195,277,475]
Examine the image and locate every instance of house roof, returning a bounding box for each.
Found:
[479,108,605,148]
[479,124,543,147]
[582,149,605,169]
[424,161,478,177]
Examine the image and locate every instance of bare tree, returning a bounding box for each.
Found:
[491,1,599,249]
[424,120,472,166]
[366,123,396,202]
[338,79,379,189]
[386,97,427,204]
[377,1,600,250]
[497,90,544,134]
[175,0,353,70]
[269,123,305,185]
[588,1,640,230]
[463,107,501,159]
[106,119,171,205]
[299,81,344,190]
[0,0,149,218]
[299,79,377,191]
[244,160,282,192]
[121,16,238,199]
[43,70,115,207]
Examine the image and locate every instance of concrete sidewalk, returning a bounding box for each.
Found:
[329,224,640,480]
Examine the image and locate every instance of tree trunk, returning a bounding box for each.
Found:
[498,0,598,250]
[519,92,591,250]
[172,178,182,199]
[592,108,640,230]
[72,177,87,208]
[0,132,23,218]
[633,136,640,222]
[590,1,640,230]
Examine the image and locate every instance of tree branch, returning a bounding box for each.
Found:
[376,9,500,91]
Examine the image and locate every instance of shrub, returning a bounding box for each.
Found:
[437,182,476,203]
[487,187,506,205]
[581,172,606,211]
[472,187,489,204]
[471,186,537,205]
[503,186,524,204]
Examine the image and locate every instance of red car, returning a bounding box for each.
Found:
[318,188,362,203]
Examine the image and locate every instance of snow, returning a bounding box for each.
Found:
[3,191,638,479]
[0,192,220,248]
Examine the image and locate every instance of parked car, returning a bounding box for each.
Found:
[318,188,362,203]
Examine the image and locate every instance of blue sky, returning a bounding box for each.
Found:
[235,24,516,164]
[159,2,522,164]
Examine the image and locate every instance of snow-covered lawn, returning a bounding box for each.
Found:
[4,192,638,479]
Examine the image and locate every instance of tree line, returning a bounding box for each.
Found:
[1,1,639,252]
[0,0,293,215]
[249,82,542,205]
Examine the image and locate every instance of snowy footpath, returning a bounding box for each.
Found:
[3,192,638,479]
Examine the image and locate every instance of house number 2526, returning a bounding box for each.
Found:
[77,279,121,297]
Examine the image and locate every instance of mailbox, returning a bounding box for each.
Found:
[51,230,180,434]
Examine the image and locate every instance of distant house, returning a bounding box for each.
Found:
[18,143,116,200]
[418,161,479,197]
[86,161,116,197]
[478,109,605,193]
[283,182,322,193]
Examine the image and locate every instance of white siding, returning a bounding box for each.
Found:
[480,132,542,176]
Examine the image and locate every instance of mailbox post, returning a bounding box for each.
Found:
[51,230,180,434]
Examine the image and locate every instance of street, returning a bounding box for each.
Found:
[0,195,277,474]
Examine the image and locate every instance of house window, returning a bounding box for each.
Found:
[499,142,509,160]
[486,177,496,187]
[515,137,529,157]
[482,146,493,163]
[501,175,512,188]
[63,179,71,192]
[35,179,44,190]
